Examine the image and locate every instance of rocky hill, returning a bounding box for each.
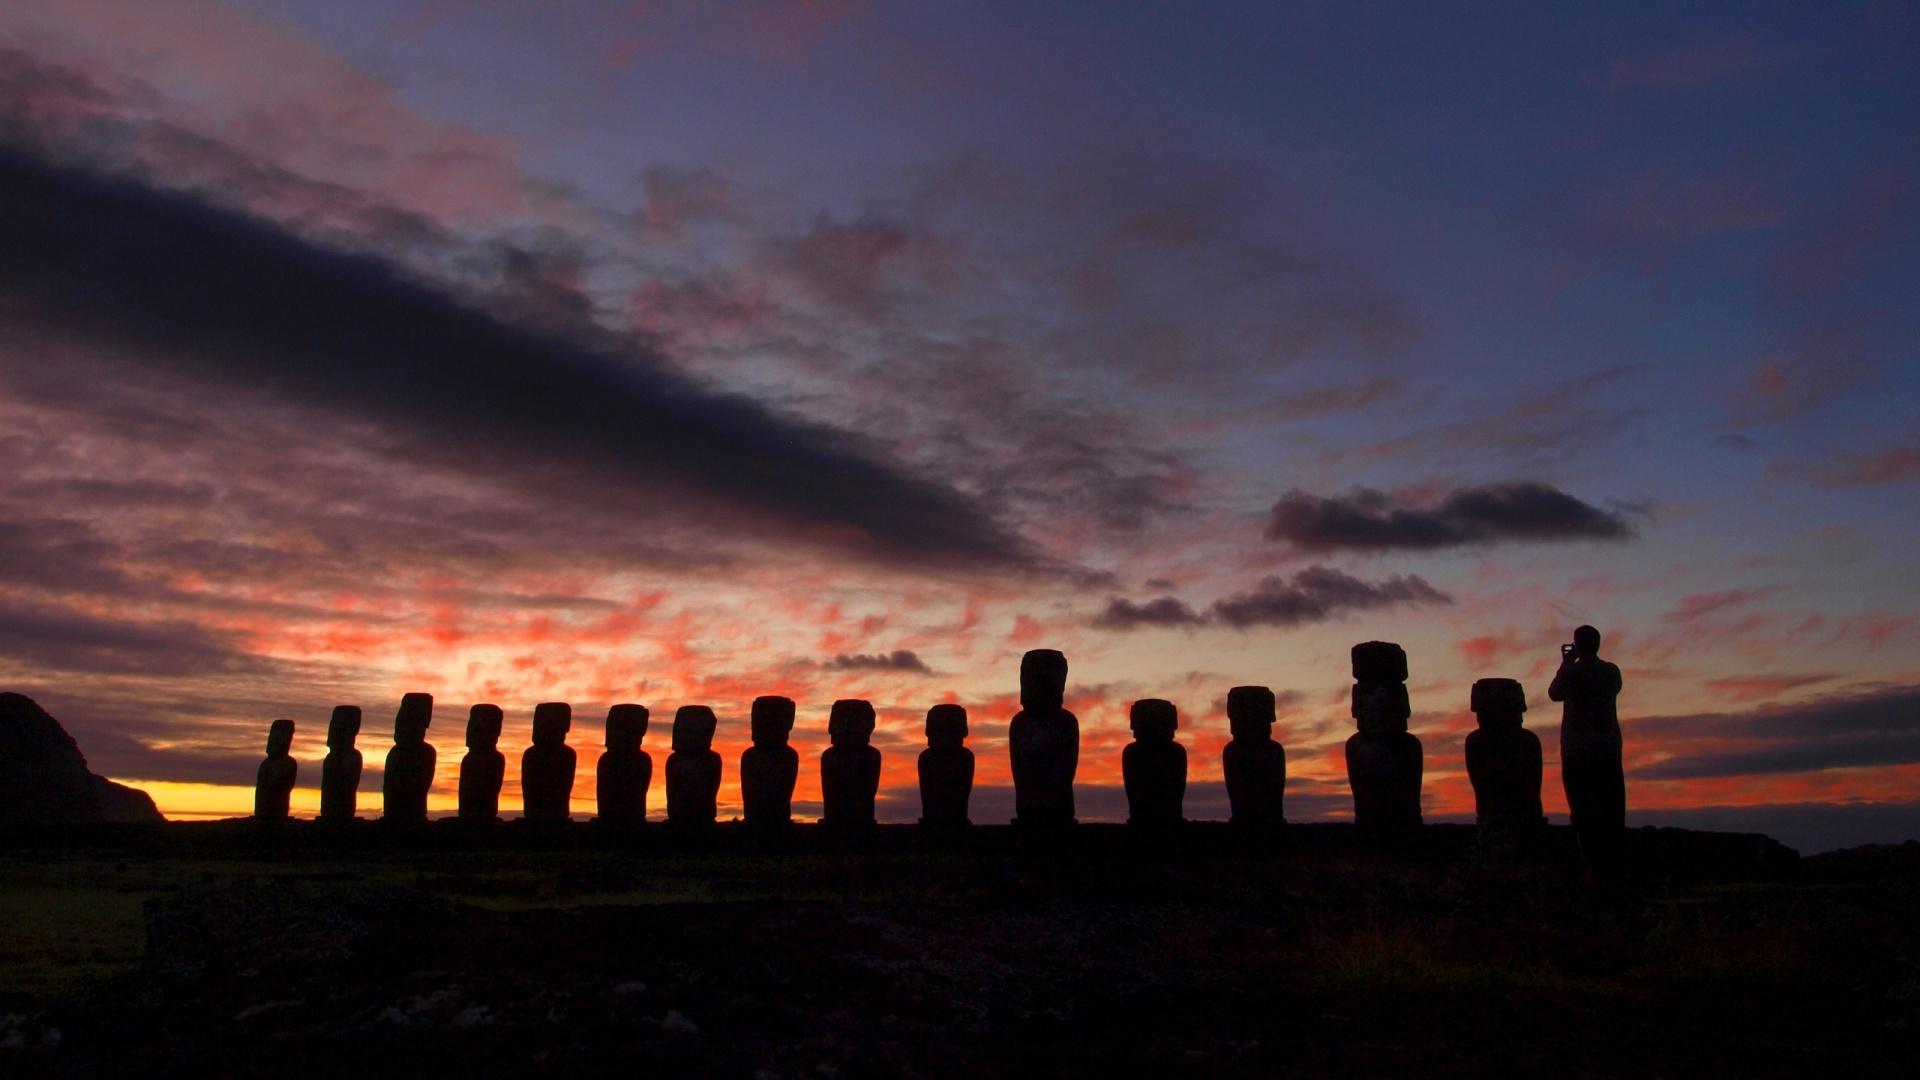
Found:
[0,692,162,825]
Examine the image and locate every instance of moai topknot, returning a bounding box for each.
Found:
[1223,686,1287,827]
[1009,649,1079,827]
[521,702,576,823]
[253,718,297,821]
[382,693,436,825]
[917,704,974,828]
[319,705,363,822]
[1122,699,1186,828]
[821,698,881,828]
[1345,642,1423,831]
[740,696,798,829]
[596,704,652,829]
[665,705,721,827]
[457,704,505,821]
[1465,678,1543,834]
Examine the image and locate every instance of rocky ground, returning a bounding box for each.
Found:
[1,825,1915,1076]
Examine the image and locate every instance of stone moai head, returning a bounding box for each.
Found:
[1227,685,1276,742]
[394,693,433,745]
[606,704,649,752]
[829,699,877,748]
[265,718,295,757]
[673,705,717,753]
[326,705,361,750]
[1352,682,1412,736]
[926,704,968,749]
[750,696,795,746]
[466,704,503,750]
[1470,678,1528,730]
[1129,698,1178,743]
[1020,649,1068,711]
[532,702,571,747]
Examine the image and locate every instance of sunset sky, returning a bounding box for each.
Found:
[2,1,1916,852]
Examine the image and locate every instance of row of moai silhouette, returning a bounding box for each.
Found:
[255,639,1618,839]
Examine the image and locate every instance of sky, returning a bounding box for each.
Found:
[0,1,1915,853]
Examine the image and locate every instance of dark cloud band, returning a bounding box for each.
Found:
[1094,565,1452,631]
[1266,483,1635,552]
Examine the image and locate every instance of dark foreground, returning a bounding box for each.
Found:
[1,822,1915,1077]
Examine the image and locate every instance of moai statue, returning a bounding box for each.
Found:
[820,699,881,828]
[521,702,576,823]
[382,693,436,825]
[665,705,721,828]
[596,704,652,829]
[1344,642,1423,831]
[1223,686,1287,827]
[1122,699,1186,828]
[740,695,798,829]
[457,704,505,821]
[1465,678,1543,834]
[318,705,363,822]
[253,718,297,821]
[1008,649,1079,827]
[917,704,974,828]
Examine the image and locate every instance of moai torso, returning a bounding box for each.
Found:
[521,702,576,823]
[740,696,798,827]
[1466,678,1543,832]
[319,705,363,822]
[1222,685,1287,827]
[820,699,881,827]
[382,693,436,825]
[254,718,297,820]
[1345,643,1422,830]
[665,706,721,826]
[596,704,652,828]
[1009,649,1079,826]
[458,704,505,820]
[917,704,974,827]
[1122,698,1186,827]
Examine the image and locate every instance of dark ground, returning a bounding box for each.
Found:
[0,822,1915,1077]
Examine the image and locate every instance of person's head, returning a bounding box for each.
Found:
[1573,625,1601,657]
[1129,698,1178,743]
[326,705,361,750]
[1227,686,1276,742]
[1019,649,1068,711]
[394,693,433,745]
[265,718,295,757]
[606,704,649,752]
[466,704,503,750]
[672,705,717,752]
[750,696,795,746]
[828,699,877,748]
[531,702,571,747]
[925,704,968,749]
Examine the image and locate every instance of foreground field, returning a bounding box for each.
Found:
[0,823,1915,1076]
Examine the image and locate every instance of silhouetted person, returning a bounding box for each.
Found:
[740,695,798,829]
[253,718,296,821]
[666,705,720,828]
[319,705,362,822]
[1345,642,1422,831]
[1550,625,1625,874]
[1009,649,1079,827]
[1465,678,1543,834]
[1223,685,1287,827]
[1122,698,1186,828]
[917,704,974,828]
[457,704,505,821]
[521,702,576,823]
[382,693,436,825]
[821,699,881,828]
[596,704,652,829]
